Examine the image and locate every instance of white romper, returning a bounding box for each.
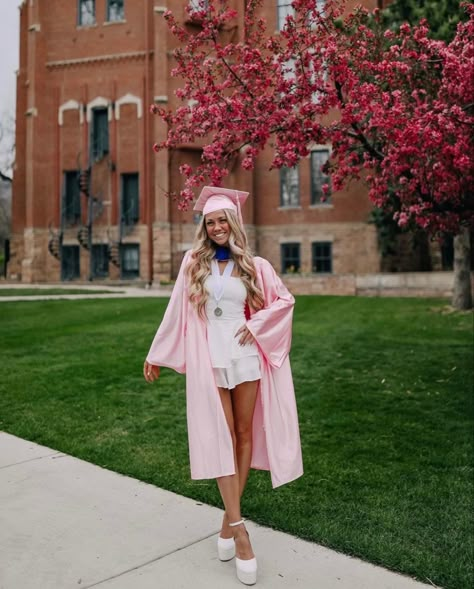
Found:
[205,272,261,389]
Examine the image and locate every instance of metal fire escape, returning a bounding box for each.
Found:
[48,105,139,280]
[48,171,81,276]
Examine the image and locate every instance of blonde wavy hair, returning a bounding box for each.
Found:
[186,209,264,320]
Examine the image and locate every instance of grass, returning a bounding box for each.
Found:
[0,288,122,296]
[0,296,472,589]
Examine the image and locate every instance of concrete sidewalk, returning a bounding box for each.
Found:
[0,283,173,302]
[0,432,436,589]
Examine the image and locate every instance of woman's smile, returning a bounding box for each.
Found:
[212,230,228,242]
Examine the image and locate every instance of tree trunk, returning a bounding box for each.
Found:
[452,228,472,310]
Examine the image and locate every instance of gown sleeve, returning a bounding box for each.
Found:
[146,251,191,374]
[245,258,295,369]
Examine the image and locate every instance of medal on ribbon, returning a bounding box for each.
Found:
[211,259,234,317]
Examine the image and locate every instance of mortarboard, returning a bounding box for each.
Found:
[193,186,249,224]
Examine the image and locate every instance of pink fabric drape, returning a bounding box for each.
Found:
[146,252,303,488]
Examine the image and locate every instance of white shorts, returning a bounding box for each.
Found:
[213,356,261,390]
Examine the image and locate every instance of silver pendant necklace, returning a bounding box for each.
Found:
[211,259,234,317]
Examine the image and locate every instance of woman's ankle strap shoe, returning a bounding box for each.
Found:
[228,519,245,527]
[217,535,235,561]
[236,556,257,585]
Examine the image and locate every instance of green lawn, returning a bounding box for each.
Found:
[0,288,122,296]
[0,296,472,589]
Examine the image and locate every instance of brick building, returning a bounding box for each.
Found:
[11,0,432,286]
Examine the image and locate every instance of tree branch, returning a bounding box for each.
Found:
[336,81,385,161]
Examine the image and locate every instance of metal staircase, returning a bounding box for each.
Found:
[47,127,140,280]
[77,225,90,250]
[47,225,62,260]
[108,236,121,268]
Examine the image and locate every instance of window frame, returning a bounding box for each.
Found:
[106,0,125,22]
[78,0,96,27]
[279,166,300,207]
[62,170,81,227]
[310,147,332,205]
[121,173,140,227]
[91,244,110,278]
[120,244,140,279]
[61,245,80,281]
[90,107,109,161]
[277,2,294,31]
[281,242,301,274]
[312,241,333,274]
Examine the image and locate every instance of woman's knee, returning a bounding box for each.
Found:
[235,424,253,447]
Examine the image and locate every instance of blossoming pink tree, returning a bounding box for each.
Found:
[151,0,474,308]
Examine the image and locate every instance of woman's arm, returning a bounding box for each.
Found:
[145,251,191,375]
[245,258,295,369]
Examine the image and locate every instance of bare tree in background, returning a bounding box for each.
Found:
[0,112,15,179]
[0,112,14,275]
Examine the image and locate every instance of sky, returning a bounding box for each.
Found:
[0,1,21,118]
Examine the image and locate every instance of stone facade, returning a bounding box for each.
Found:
[13,0,439,288]
[257,222,379,275]
[282,271,474,298]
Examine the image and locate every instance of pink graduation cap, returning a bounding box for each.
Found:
[193,186,249,225]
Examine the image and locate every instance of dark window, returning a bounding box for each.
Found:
[281,243,300,274]
[311,148,331,204]
[277,3,294,31]
[107,0,124,21]
[312,241,332,273]
[61,245,80,281]
[121,244,140,279]
[121,173,139,226]
[91,108,109,161]
[62,171,81,226]
[440,235,454,270]
[78,0,95,26]
[280,167,300,207]
[92,244,109,278]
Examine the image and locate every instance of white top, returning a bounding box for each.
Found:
[205,274,259,368]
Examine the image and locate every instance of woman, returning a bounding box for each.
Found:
[143,186,303,586]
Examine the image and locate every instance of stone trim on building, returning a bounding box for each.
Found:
[115,94,143,120]
[46,51,152,70]
[58,100,84,126]
[86,97,114,122]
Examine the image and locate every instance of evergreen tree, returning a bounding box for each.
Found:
[383,0,465,41]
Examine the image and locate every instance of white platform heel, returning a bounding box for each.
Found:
[218,513,235,561]
[229,519,257,585]
[217,535,236,561]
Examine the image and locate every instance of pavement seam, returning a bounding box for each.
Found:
[0,451,64,470]
[79,529,221,589]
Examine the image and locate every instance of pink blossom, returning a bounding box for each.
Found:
[150,0,474,231]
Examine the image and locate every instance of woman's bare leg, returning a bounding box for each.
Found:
[216,382,259,560]
[232,379,259,497]
[216,387,240,540]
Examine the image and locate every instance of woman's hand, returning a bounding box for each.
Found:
[235,324,256,346]
[143,361,160,383]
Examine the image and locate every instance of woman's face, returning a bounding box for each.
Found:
[205,209,231,247]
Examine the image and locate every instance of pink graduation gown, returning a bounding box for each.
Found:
[146,251,303,488]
